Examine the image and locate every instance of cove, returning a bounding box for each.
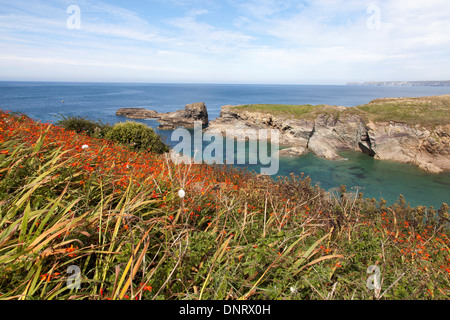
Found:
[275,151,450,208]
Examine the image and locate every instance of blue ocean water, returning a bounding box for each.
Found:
[1,81,449,207]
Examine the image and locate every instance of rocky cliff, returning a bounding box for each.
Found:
[207,103,450,174]
[116,102,208,130]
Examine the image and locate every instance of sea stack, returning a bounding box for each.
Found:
[116,102,209,130]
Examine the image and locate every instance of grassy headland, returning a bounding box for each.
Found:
[0,110,449,300]
[233,95,450,128]
[354,95,450,127]
[232,104,344,121]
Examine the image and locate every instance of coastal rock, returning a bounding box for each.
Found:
[158,102,209,129]
[116,108,159,119]
[278,146,309,157]
[307,135,342,160]
[367,121,422,163]
[207,104,450,173]
[208,105,313,148]
[307,114,367,161]
[116,102,208,130]
[367,122,450,173]
[205,105,265,140]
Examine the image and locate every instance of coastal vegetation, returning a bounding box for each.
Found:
[57,115,169,154]
[56,115,111,139]
[105,121,170,154]
[354,95,450,128]
[0,110,449,300]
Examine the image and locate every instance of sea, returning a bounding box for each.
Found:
[1,81,449,208]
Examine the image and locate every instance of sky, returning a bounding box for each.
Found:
[0,0,449,84]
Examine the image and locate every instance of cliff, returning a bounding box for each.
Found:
[207,95,450,173]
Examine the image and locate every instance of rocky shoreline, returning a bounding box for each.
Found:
[116,97,450,174]
[207,104,450,174]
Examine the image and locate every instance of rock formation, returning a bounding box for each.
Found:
[207,104,450,173]
[116,108,159,119]
[158,102,208,130]
[116,102,208,130]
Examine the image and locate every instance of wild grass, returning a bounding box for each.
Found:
[0,110,449,300]
[354,95,450,128]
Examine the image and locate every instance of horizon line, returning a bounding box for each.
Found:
[0,79,347,86]
[1,79,449,86]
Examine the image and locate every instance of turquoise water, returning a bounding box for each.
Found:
[1,81,449,207]
[276,151,450,208]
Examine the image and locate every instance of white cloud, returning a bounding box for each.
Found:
[187,9,209,16]
[224,0,450,81]
[0,0,449,83]
[165,15,254,55]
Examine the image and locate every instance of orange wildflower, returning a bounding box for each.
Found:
[66,244,78,257]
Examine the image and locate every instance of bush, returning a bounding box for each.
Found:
[56,115,111,139]
[106,121,169,154]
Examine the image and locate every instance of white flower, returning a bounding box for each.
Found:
[82,145,89,150]
[290,287,297,294]
[178,189,186,198]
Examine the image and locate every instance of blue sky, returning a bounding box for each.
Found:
[0,0,449,84]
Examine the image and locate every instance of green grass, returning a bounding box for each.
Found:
[353,95,450,127]
[233,104,344,120]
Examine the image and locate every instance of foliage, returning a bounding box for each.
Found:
[105,121,169,154]
[56,115,111,139]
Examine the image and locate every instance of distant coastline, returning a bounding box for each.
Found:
[347,80,450,87]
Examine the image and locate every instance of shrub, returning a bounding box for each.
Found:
[106,121,169,154]
[56,115,111,139]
